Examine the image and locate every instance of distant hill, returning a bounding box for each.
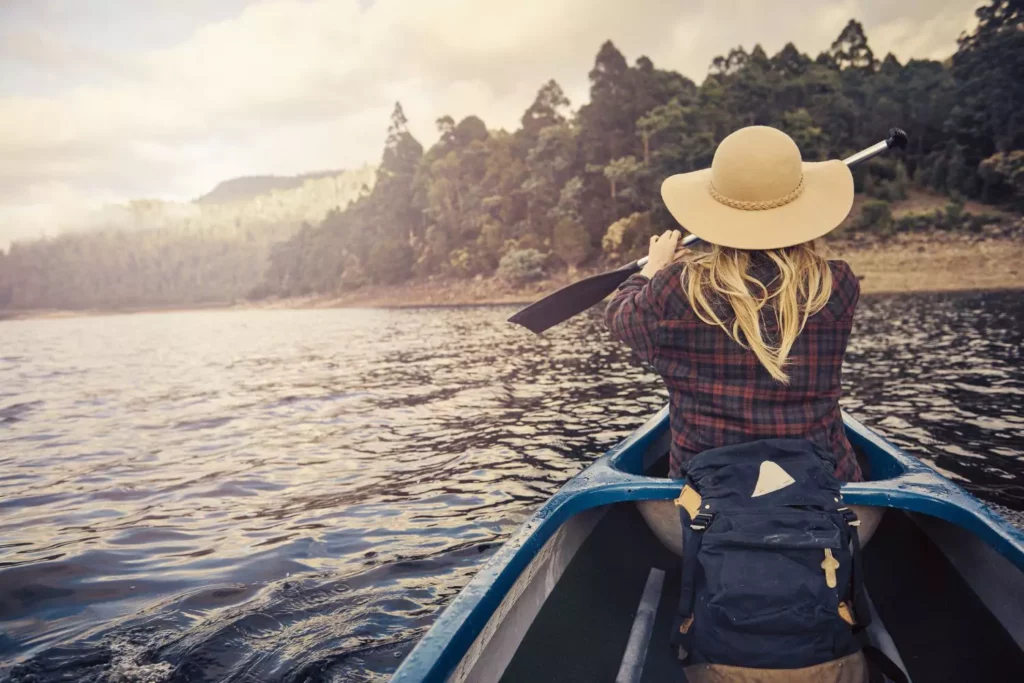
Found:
[197,170,354,205]
[193,164,377,230]
[0,164,378,311]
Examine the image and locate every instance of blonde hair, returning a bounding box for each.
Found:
[681,241,832,384]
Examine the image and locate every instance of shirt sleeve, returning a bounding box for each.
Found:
[829,260,861,320]
[605,271,666,365]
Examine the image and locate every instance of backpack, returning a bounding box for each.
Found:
[671,439,873,676]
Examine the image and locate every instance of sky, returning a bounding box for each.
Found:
[0,0,982,246]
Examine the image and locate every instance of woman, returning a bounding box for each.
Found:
[606,125,881,551]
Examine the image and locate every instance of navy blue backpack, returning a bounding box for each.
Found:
[671,439,874,674]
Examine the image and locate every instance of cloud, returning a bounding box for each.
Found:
[870,4,979,62]
[0,30,120,73]
[0,0,983,245]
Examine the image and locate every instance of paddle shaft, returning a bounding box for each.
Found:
[842,139,894,167]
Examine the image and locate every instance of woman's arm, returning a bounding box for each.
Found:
[606,273,661,364]
[605,230,684,364]
[828,260,861,320]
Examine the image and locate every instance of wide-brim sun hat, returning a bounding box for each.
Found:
[660,125,854,250]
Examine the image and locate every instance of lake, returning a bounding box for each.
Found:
[1,291,1022,681]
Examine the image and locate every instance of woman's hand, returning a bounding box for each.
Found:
[640,229,683,279]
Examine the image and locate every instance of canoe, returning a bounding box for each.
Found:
[392,409,1024,682]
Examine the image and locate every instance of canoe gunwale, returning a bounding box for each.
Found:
[392,407,1024,682]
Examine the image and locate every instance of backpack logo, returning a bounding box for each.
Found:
[751,461,796,497]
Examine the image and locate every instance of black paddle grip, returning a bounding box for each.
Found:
[887,128,908,150]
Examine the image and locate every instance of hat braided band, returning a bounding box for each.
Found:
[708,175,805,211]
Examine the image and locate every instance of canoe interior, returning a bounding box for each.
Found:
[500,500,1024,683]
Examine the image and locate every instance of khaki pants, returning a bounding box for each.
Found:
[684,652,869,683]
[635,499,884,557]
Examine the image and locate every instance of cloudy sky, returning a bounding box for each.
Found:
[0,0,981,245]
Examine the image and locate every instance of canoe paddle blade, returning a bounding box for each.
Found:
[508,261,642,334]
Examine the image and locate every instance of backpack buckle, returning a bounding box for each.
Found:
[838,507,861,527]
[690,511,714,531]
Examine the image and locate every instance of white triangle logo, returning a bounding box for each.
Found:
[751,461,796,498]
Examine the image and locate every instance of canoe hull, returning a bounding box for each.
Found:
[449,506,604,683]
[393,408,1024,682]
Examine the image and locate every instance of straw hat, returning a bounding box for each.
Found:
[660,126,854,250]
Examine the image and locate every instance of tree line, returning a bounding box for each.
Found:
[1,0,1021,310]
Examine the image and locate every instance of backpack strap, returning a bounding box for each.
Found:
[671,485,712,658]
[840,507,872,630]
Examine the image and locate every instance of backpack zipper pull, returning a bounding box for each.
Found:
[821,549,840,588]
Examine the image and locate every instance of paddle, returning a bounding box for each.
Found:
[508,128,908,334]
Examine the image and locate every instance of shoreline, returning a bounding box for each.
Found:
[3,232,1022,321]
[245,231,1024,311]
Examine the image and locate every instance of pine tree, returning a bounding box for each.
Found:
[830,20,876,71]
[521,80,571,138]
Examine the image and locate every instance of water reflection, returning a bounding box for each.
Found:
[0,292,1020,681]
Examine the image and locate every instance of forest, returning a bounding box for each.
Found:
[1,0,1022,310]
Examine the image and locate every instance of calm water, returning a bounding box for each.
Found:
[1,292,1021,682]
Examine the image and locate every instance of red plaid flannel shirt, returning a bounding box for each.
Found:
[606,258,863,482]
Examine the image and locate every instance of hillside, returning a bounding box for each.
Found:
[0,165,377,311]
[196,168,371,205]
[191,164,376,234]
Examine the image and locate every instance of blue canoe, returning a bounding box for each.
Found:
[393,409,1024,682]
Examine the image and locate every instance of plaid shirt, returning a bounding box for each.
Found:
[606,258,863,482]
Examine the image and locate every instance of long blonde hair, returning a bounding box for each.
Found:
[681,241,832,384]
